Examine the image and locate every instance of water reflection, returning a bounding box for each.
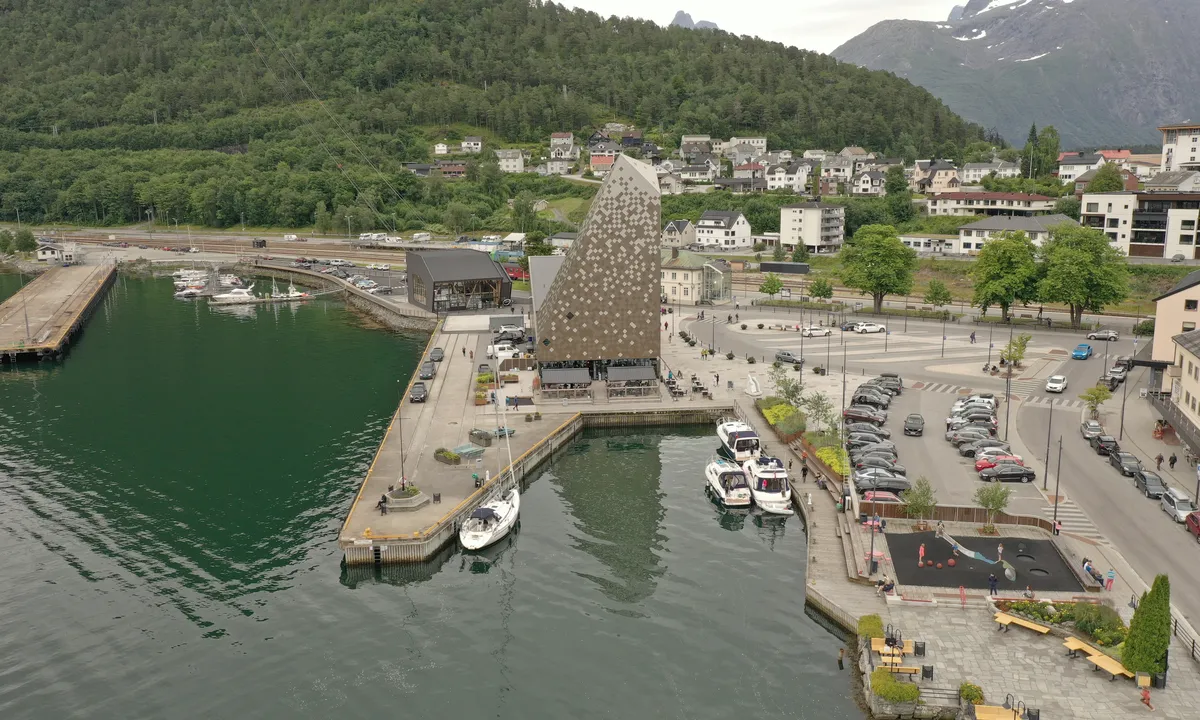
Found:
[339,544,456,588]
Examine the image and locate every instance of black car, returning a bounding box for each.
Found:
[840,320,860,331]
[429,347,445,362]
[1089,435,1119,455]
[844,407,885,425]
[860,381,898,396]
[1108,452,1142,476]
[1133,470,1167,498]
[478,363,492,373]
[847,435,890,451]
[979,464,1036,483]
[855,456,907,475]
[853,449,900,464]
[903,414,924,436]
[409,381,428,403]
[846,422,891,438]
[419,361,437,380]
[851,394,889,410]
[852,469,912,493]
[871,376,903,394]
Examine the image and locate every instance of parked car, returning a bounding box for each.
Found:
[1113,356,1134,371]
[1161,488,1198,523]
[843,407,886,424]
[868,377,902,395]
[860,380,898,396]
[857,322,887,334]
[1045,375,1068,393]
[487,342,520,359]
[1080,420,1103,439]
[418,361,437,380]
[1108,365,1128,382]
[851,393,889,409]
[495,324,524,335]
[947,430,991,446]
[1088,435,1119,456]
[903,414,924,436]
[429,347,445,362]
[1108,451,1142,476]
[979,464,1036,483]
[849,439,897,454]
[847,433,889,449]
[840,321,861,331]
[855,457,907,475]
[975,455,1025,471]
[847,423,891,438]
[976,447,1023,462]
[852,469,911,493]
[960,439,1011,457]
[953,422,998,437]
[775,350,803,365]
[1186,512,1200,543]
[855,385,894,401]
[847,404,888,421]
[408,381,428,403]
[853,449,900,464]
[1087,329,1119,341]
[801,326,832,337]
[1072,344,1094,359]
[329,259,355,267]
[1133,470,1167,499]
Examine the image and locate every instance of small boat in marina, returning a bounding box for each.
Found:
[219,274,243,287]
[173,287,204,299]
[270,281,310,300]
[704,457,752,507]
[210,284,256,303]
[742,456,794,515]
[459,487,521,550]
[716,420,761,462]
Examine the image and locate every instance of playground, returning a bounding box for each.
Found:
[886,531,1083,593]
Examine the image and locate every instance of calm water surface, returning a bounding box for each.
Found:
[0,275,860,719]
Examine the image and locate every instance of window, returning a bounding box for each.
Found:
[1187,300,1199,311]
[1106,232,1118,242]
[1107,218,1119,228]
[1183,235,1195,245]
[671,287,677,296]
[1185,220,1197,231]
[1185,322,1197,332]
[671,272,677,280]
[683,288,689,297]
[1188,391,1193,405]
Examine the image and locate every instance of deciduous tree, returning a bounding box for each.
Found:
[840,224,917,312]
[759,272,783,299]
[1078,384,1113,418]
[923,279,952,307]
[1039,225,1128,328]
[809,277,834,300]
[1085,163,1126,193]
[973,482,1012,530]
[14,228,36,253]
[970,231,1039,320]
[902,476,937,526]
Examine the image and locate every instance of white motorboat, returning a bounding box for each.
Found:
[211,284,256,303]
[742,456,794,515]
[172,269,206,279]
[219,274,243,287]
[271,283,310,300]
[716,420,761,463]
[705,457,752,507]
[173,287,204,299]
[459,488,521,550]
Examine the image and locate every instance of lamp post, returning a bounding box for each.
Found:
[1052,437,1063,527]
[1003,321,1014,440]
[987,323,994,367]
[941,313,947,358]
[1120,334,1136,440]
[1044,397,1054,490]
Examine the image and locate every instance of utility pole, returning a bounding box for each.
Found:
[841,340,848,412]
[1044,397,1054,490]
[1120,335,1137,440]
[1052,437,1063,527]
[941,314,947,358]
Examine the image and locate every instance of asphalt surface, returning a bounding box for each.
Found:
[888,531,1082,593]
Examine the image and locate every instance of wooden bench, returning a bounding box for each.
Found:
[1087,653,1134,681]
[994,612,1050,634]
[973,706,1019,720]
[871,638,915,656]
[885,665,921,679]
[1063,637,1103,659]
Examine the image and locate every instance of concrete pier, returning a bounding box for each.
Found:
[0,264,117,362]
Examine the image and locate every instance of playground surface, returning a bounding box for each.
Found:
[886,531,1083,593]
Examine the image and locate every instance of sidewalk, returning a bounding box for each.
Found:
[1104,373,1198,500]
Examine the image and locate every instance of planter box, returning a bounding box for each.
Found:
[474,397,488,406]
[434,454,461,466]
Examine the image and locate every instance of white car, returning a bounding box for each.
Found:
[188,247,199,253]
[975,447,1022,462]
[1045,375,1068,393]
[801,326,832,337]
[329,259,355,267]
[366,263,391,271]
[857,322,886,334]
[494,324,524,335]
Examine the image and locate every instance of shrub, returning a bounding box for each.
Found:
[1132,319,1155,336]
[870,668,920,704]
[476,372,495,384]
[763,403,797,426]
[741,324,747,330]
[1123,574,1171,673]
[747,356,756,364]
[755,396,786,411]
[959,682,984,705]
[857,614,884,639]
[688,339,697,346]
[775,412,806,437]
[773,360,783,369]
[434,448,460,462]
[817,445,850,476]
[793,363,803,371]
[757,323,765,329]
[726,351,735,360]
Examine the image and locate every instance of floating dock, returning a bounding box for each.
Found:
[0,264,117,362]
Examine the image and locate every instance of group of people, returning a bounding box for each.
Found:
[1154,452,1178,470]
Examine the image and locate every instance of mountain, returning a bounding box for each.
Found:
[0,0,986,228]
[669,11,719,30]
[832,0,1200,147]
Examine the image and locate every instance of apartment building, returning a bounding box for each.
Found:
[779,203,845,254]
[927,192,1056,217]
[1160,122,1200,173]
[955,214,1077,254]
[1081,191,1200,259]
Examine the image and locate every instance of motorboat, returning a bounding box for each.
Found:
[459,487,521,550]
[271,284,310,300]
[173,287,204,299]
[219,274,243,287]
[742,456,794,515]
[211,284,256,303]
[716,420,761,462]
[172,269,206,279]
[705,457,752,507]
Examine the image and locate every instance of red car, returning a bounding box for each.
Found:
[1186,512,1200,544]
[974,455,1025,471]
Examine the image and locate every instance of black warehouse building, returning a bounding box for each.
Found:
[406,249,513,312]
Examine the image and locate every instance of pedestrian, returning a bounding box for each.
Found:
[788,458,793,472]
[715,373,720,385]
[664,321,669,331]
[469,350,474,361]
[668,333,673,343]
[935,520,945,538]
[1054,520,1062,536]
[970,331,976,344]
[1156,453,1164,470]
[462,347,466,357]
[1169,452,1178,469]
[1141,687,1154,710]
[801,465,809,483]
[735,313,740,323]
[997,542,1004,562]
[918,543,926,568]
[988,573,998,595]
[1105,568,1115,591]
[801,450,809,464]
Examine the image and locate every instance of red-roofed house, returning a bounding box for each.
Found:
[927,192,1056,217]
[733,162,765,179]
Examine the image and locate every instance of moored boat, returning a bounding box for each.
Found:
[742,456,794,515]
[704,457,752,507]
[459,488,521,550]
[716,420,761,462]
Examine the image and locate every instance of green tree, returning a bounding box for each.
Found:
[923,279,952,307]
[14,228,37,253]
[518,233,553,271]
[799,391,834,431]
[883,165,909,196]
[1086,163,1126,193]
[443,202,474,236]
[970,232,1039,320]
[883,165,915,223]
[772,243,786,261]
[1021,123,1039,177]
[1123,574,1172,674]
[840,224,918,312]
[1000,333,1033,368]
[1078,384,1114,418]
[901,476,937,525]
[511,192,538,232]
[973,482,1012,530]
[0,229,13,254]
[791,244,809,263]
[809,277,834,300]
[1039,225,1128,328]
[1055,196,1081,221]
[1036,126,1061,178]
[767,363,804,407]
[759,272,783,299]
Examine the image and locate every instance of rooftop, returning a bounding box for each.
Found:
[698,210,744,227]
[960,214,1078,233]
[660,248,712,269]
[931,192,1054,202]
[783,202,842,210]
[408,249,511,282]
[1059,152,1103,166]
[1155,269,1200,303]
[1173,328,1200,358]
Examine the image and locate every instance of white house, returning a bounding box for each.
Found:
[695,211,752,249]
[911,159,961,193]
[1057,153,1104,183]
[661,219,696,248]
[36,241,79,264]
[659,173,683,196]
[733,162,765,179]
[434,142,449,156]
[961,160,1020,184]
[764,161,812,193]
[680,165,716,183]
[549,132,579,160]
[928,192,1056,217]
[822,156,854,182]
[803,149,829,162]
[728,136,768,156]
[850,171,886,196]
[779,203,845,254]
[461,136,483,153]
[495,149,525,174]
[1145,171,1200,193]
[956,214,1077,254]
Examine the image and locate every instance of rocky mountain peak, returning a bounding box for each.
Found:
[669,10,718,30]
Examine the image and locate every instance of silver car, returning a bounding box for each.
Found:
[1045,375,1068,393]
[1080,420,1103,439]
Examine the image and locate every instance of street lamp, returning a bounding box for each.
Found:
[1052,437,1063,528]
[941,313,947,358]
[1044,397,1054,490]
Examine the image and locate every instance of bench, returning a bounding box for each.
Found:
[1087,653,1134,681]
[1063,637,1103,659]
[885,666,921,679]
[974,706,1019,720]
[994,612,1050,634]
[870,638,914,656]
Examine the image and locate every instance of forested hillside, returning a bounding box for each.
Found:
[0,0,988,229]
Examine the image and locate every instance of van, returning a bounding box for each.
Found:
[413,232,431,242]
[1161,488,1198,523]
[283,234,298,242]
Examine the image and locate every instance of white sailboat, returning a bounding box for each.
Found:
[716,420,761,462]
[742,456,794,515]
[459,487,521,550]
[705,457,752,507]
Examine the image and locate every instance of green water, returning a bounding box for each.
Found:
[0,276,860,718]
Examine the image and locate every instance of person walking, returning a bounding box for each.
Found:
[970,331,976,344]
[1054,520,1062,536]
[1156,453,1165,471]
[918,543,926,568]
[1169,452,1178,470]
[996,542,1004,562]
[462,347,466,357]
[1105,568,1116,591]
[988,573,998,596]
[469,350,474,361]
[787,458,793,473]
[801,465,809,483]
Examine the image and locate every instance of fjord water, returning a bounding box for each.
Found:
[0,275,858,719]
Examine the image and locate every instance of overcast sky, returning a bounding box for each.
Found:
[554,0,958,54]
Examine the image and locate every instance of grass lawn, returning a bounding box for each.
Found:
[512,280,531,292]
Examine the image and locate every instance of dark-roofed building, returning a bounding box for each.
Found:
[1074,166,1139,195]
[660,248,731,305]
[661,219,695,248]
[1057,152,1105,182]
[956,214,1077,254]
[696,210,752,249]
[1146,171,1200,193]
[714,177,767,194]
[912,159,960,192]
[850,170,886,196]
[405,249,512,312]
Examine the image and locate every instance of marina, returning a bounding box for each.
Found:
[0,263,116,362]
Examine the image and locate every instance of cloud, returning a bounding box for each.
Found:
[555,0,957,53]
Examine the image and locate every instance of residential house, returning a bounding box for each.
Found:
[1074,166,1139,195]
[817,177,840,196]
[728,143,761,166]
[839,146,875,174]
[495,149,525,174]
[733,162,765,179]
[694,153,722,177]
[403,163,436,177]
[1150,273,1200,396]
[850,171,886,197]
[728,137,768,156]
[620,130,644,148]
[1056,152,1104,182]
[1146,171,1200,193]
[660,248,731,306]
[695,210,752,249]
[549,232,577,253]
[680,164,716,183]
[661,219,696,248]
[433,142,449,156]
[803,149,829,162]
[680,134,711,147]
[654,158,679,176]
[822,156,854,183]
[1126,154,1163,179]
[927,192,1056,217]
[779,203,845,254]
[538,158,571,176]
[680,141,711,161]
[961,160,1021,184]
[436,161,467,179]
[714,177,767,193]
[911,159,961,193]
[461,136,483,153]
[549,132,579,160]
[1081,191,1200,259]
[589,140,621,176]
[587,131,609,145]
[764,161,812,194]
[1151,329,1200,445]
[1160,122,1200,173]
[640,142,661,160]
[956,214,1077,254]
[659,173,683,196]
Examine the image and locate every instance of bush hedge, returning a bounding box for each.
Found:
[755,396,784,411]
[1123,574,1171,674]
[959,682,984,705]
[763,403,797,425]
[857,614,884,639]
[1133,319,1155,337]
[817,445,850,477]
[870,668,920,704]
[998,600,1128,648]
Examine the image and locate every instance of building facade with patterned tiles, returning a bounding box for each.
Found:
[535,155,662,377]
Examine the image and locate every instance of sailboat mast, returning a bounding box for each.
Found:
[397,379,406,484]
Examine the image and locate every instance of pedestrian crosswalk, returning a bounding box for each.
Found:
[1023,395,1086,410]
[911,380,1087,409]
[1041,497,1105,541]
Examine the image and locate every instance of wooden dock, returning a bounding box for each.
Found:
[0,264,117,362]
